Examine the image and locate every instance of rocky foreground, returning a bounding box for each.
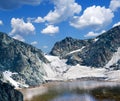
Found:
[0,80,23,101]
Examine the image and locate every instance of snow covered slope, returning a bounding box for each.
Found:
[63,65,106,80]
[43,55,120,82]
[3,71,29,88]
[105,47,120,69]
[43,55,70,80]
[2,55,120,88]
[105,70,120,81]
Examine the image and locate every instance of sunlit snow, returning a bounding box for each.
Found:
[3,71,29,88]
[44,54,120,82]
[66,46,85,56]
[105,47,120,68]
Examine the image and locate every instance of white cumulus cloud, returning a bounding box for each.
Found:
[27,17,44,23]
[9,18,35,35]
[44,0,81,24]
[109,0,120,11]
[31,41,38,45]
[34,17,44,23]
[84,30,106,38]
[0,20,3,25]
[13,34,25,42]
[70,6,114,30]
[113,21,120,27]
[41,25,59,35]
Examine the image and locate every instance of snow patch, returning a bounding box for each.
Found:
[3,71,20,88]
[94,38,99,42]
[3,71,29,88]
[66,46,85,55]
[105,47,120,68]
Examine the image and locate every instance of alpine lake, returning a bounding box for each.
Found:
[20,80,120,101]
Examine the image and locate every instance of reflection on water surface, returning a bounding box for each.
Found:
[21,80,120,101]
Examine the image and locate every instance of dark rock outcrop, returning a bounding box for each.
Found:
[82,25,120,67]
[50,37,93,57]
[0,80,23,101]
[0,32,49,86]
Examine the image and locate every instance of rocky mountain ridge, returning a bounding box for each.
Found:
[0,25,120,89]
[50,25,120,69]
[0,32,49,87]
[50,37,93,57]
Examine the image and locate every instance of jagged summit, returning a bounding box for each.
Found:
[50,36,93,56]
[50,25,120,68]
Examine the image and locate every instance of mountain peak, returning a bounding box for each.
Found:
[50,26,120,69]
[0,32,49,86]
[50,36,93,56]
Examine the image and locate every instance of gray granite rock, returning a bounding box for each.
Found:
[82,25,120,67]
[50,37,93,57]
[0,80,23,101]
[0,32,49,86]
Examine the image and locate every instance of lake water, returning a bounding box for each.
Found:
[21,80,120,101]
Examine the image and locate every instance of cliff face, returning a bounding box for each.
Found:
[0,80,23,101]
[50,25,120,69]
[82,25,120,67]
[0,32,49,86]
[50,37,93,57]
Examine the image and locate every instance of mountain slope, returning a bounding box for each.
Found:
[50,25,120,69]
[0,25,120,87]
[0,32,49,87]
[82,25,120,67]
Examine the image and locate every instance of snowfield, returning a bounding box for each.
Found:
[2,54,120,88]
[44,55,120,82]
[105,70,120,82]
[44,55,70,81]
[63,64,106,80]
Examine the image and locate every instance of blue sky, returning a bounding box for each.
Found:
[0,0,120,53]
